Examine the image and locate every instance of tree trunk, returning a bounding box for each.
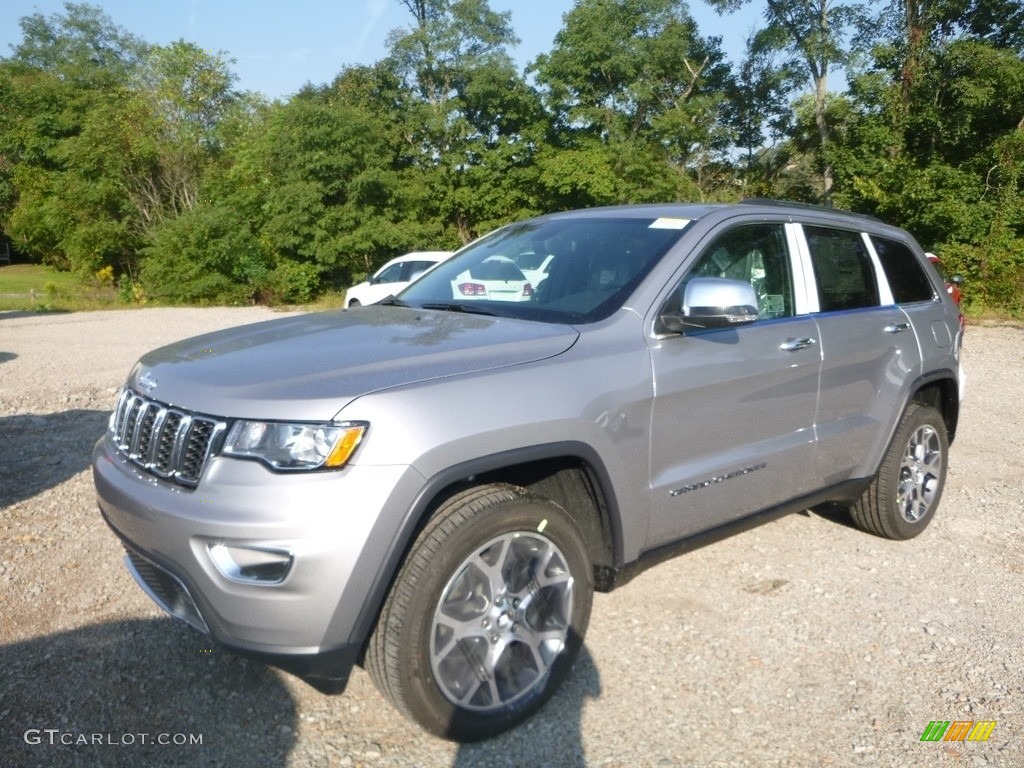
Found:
[815,69,833,205]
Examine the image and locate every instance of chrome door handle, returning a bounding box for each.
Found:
[885,322,910,334]
[780,337,817,351]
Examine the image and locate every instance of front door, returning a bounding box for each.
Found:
[646,222,821,548]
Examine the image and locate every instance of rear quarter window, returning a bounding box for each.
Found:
[871,236,936,304]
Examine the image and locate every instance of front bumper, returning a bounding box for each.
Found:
[119,546,358,692]
[93,434,421,691]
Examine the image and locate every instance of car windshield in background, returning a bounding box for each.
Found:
[400,216,692,323]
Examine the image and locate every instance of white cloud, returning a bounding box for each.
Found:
[353,0,389,60]
[287,48,315,64]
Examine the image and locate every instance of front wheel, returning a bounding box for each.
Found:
[366,484,593,741]
[849,402,948,540]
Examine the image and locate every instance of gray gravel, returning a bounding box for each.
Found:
[1,308,1022,768]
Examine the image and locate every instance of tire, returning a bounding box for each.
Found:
[850,402,948,540]
[366,484,593,741]
[348,299,361,307]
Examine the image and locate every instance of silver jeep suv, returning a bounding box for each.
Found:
[93,201,964,740]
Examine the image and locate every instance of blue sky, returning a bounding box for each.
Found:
[2,1,765,100]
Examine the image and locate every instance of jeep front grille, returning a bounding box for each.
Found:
[110,389,226,487]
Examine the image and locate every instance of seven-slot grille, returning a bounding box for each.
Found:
[110,388,226,486]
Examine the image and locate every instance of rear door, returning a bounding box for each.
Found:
[795,225,923,485]
[869,233,959,377]
[646,221,822,547]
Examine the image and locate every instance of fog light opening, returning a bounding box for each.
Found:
[209,543,294,584]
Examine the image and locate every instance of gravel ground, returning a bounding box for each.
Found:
[1,308,1022,768]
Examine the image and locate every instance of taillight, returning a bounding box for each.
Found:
[457,282,487,296]
[523,283,533,297]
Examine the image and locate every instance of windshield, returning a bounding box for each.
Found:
[400,216,691,323]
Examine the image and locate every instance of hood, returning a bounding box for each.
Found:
[128,306,578,420]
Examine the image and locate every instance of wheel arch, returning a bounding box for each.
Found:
[856,368,959,498]
[347,442,623,658]
[909,369,960,445]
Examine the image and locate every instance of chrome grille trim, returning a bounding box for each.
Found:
[110,389,226,487]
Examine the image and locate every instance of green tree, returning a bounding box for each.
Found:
[831,21,1024,313]
[711,0,867,204]
[724,27,804,193]
[129,41,241,230]
[532,0,732,202]
[186,88,425,300]
[11,1,148,81]
[0,4,150,274]
[383,0,550,241]
[0,4,254,292]
[868,0,1023,143]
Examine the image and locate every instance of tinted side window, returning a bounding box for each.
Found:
[685,223,794,319]
[804,226,879,311]
[374,263,404,284]
[871,236,935,303]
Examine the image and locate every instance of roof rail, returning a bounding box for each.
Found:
[739,198,883,223]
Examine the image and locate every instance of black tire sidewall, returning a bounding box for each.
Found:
[398,492,593,741]
[877,403,949,539]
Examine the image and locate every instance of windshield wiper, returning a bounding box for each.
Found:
[377,295,410,307]
[419,302,498,316]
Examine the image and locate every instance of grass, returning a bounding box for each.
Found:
[0,263,348,314]
[294,290,348,312]
[963,307,1024,326]
[0,263,117,311]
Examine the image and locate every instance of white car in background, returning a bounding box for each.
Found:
[346,251,454,307]
[510,251,555,288]
[451,256,535,302]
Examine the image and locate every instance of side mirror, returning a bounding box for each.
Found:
[660,277,759,333]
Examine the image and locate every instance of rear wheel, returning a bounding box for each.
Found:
[366,484,592,741]
[850,402,948,540]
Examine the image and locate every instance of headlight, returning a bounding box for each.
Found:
[222,420,367,471]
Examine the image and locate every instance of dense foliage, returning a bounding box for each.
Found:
[1,0,1021,313]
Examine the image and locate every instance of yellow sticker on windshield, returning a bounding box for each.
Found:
[649,218,691,230]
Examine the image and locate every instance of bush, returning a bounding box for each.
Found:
[939,239,1024,317]
[141,204,272,304]
[117,275,146,304]
[258,260,322,305]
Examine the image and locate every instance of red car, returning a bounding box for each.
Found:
[926,252,963,306]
